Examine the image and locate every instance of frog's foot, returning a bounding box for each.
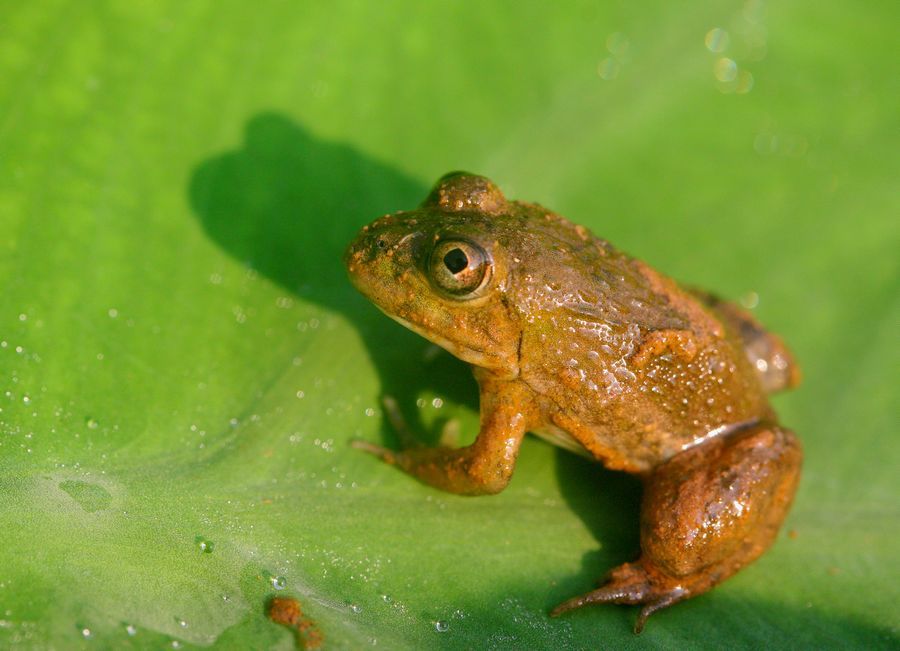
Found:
[551,421,801,633]
[549,561,687,634]
[351,381,534,495]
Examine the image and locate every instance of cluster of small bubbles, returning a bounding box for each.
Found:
[209,272,223,285]
[704,0,768,94]
[272,576,287,590]
[434,620,449,633]
[275,296,294,309]
[313,437,335,452]
[232,306,247,324]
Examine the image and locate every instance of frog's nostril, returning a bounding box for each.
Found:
[376,238,388,250]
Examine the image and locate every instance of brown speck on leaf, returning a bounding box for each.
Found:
[268,596,323,650]
[788,529,798,540]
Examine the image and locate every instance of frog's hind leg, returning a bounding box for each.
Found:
[691,289,801,393]
[550,421,801,633]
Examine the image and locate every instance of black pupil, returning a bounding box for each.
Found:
[443,248,469,274]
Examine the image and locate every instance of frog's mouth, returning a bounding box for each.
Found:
[380,308,504,372]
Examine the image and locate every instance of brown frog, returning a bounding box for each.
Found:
[344,173,802,632]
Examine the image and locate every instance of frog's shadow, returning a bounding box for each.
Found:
[188,112,472,438]
[188,111,642,594]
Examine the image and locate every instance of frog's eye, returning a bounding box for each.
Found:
[428,239,492,297]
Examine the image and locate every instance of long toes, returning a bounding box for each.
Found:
[549,583,645,618]
[633,588,688,634]
[350,439,397,463]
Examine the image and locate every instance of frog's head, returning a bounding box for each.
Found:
[344,172,522,377]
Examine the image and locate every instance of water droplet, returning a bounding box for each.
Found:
[176,618,188,628]
[606,32,630,57]
[431,398,443,409]
[714,57,738,82]
[434,620,449,633]
[350,604,362,614]
[18,313,27,322]
[85,417,99,429]
[296,390,305,399]
[740,291,760,309]
[195,536,214,553]
[81,627,92,639]
[381,594,392,604]
[704,27,730,53]
[125,623,137,636]
[735,69,754,94]
[364,407,375,416]
[108,308,118,318]
[171,641,181,649]
[22,395,30,405]
[597,57,620,80]
[272,576,287,590]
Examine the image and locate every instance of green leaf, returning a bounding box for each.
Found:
[1,1,896,648]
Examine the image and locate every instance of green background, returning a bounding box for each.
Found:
[1,1,897,648]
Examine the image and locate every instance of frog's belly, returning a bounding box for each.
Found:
[531,425,593,459]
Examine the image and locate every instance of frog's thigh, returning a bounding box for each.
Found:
[641,422,801,581]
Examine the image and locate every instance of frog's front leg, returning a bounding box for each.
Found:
[551,421,801,633]
[354,378,537,496]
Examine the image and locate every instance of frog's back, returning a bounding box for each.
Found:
[507,206,780,472]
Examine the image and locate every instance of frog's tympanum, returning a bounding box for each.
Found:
[344,173,801,632]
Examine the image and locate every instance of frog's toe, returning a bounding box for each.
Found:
[350,439,398,463]
[549,561,688,633]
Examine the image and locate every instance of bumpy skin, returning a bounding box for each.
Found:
[344,173,801,632]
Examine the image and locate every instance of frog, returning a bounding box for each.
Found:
[344,172,802,633]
